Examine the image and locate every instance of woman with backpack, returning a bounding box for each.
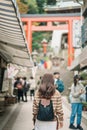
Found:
[33,73,63,130]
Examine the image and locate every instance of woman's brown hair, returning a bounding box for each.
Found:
[38,73,55,99]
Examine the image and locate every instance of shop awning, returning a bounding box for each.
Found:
[0,0,33,67]
[69,47,87,71]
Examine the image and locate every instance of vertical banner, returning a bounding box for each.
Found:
[7,64,18,79]
[73,20,82,48]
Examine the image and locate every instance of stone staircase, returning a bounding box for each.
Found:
[59,67,74,95]
[35,62,74,96]
[16,50,74,96]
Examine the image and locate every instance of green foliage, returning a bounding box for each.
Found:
[27,0,38,14]
[80,72,87,80]
[43,56,49,61]
[36,0,46,7]
[17,0,47,14]
[36,0,46,13]
[17,0,28,14]
[20,0,27,4]
[17,0,52,52]
[82,102,87,107]
[27,4,38,14]
[81,80,87,86]
[47,0,56,5]
[32,31,52,51]
[32,42,42,51]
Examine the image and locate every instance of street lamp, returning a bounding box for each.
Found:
[41,38,48,57]
[32,50,38,58]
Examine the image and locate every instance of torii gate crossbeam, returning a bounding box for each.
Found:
[21,14,81,66]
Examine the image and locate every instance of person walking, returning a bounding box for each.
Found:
[29,76,36,100]
[54,72,64,93]
[37,76,42,86]
[14,77,24,102]
[23,77,29,102]
[69,75,85,130]
[33,73,63,130]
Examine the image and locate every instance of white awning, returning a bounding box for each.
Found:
[0,0,33,67]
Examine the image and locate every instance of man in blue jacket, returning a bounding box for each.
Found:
[54,72,64,93]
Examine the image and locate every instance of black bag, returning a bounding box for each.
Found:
[24,82,30,92]
[13,88,18,95]
[37,100,54,121]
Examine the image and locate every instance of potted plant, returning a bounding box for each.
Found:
[82,102,87,111]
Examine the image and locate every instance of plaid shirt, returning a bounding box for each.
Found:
[33,90,63,122]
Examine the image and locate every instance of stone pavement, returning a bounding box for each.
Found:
[62,96,87,127]
[0,97,87,130]
[1,99,33,130]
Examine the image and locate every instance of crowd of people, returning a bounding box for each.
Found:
[32,73,85,130]
[13,76,36,102]
[13,72,86,130]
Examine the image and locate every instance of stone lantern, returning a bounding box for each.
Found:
[41,38,48,57]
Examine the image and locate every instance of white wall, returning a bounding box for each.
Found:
[51,30,68,54]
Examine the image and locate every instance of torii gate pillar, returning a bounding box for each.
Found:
[22,15,80,66]
[68,20,74,66]
[26,20,32,53]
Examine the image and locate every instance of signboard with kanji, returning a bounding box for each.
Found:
[73,20,82,48]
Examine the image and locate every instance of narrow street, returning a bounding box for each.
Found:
[0,97,87,130]
[0,0,87,130]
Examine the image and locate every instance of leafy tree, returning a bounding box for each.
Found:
[27,4,38,14]
[32,42,41,51]
[17,0,48,14]
[36,0,46,13]
[47,0,56,5]
[20,0,27,4]
[17,0,28,14]
[27,0,38,14]
[17,0,38,14]
[32,32,52,51]
[17,0,52,52]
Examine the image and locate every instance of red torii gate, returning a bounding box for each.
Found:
[21,14,81,66]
